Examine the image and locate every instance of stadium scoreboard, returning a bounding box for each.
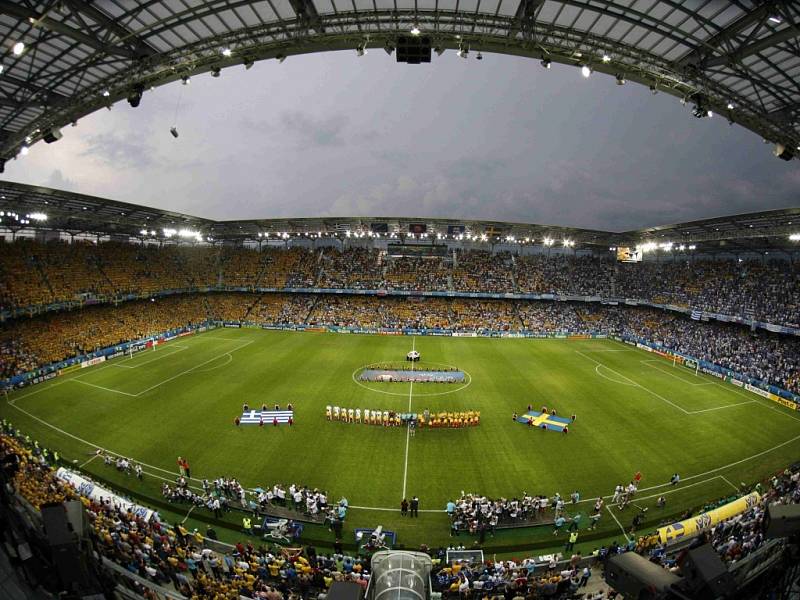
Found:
[616,247,642,263]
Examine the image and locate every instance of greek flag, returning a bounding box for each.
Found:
[691,309,702,321]
[240,410,293,424]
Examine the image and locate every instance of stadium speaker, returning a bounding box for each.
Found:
[764,503,800,539]
[773,144,795,161]
[605,552,681,598]
[41,502,76,547]
[396,35,431,64]
[127,84,145,108]
[677,544,736,598]
[43,128,63,144]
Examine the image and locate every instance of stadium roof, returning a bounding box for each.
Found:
[1,180,798,252]
[0,1,798,166]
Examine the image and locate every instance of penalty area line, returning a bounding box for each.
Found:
[605,505,631,542]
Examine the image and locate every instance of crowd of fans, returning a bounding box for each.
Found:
[2,292,799,394]
[2,423,799,599]
[2,240,798,328]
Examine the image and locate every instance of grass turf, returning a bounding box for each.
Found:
[3,328,799,552]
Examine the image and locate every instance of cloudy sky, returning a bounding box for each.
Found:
[4,50,799,231]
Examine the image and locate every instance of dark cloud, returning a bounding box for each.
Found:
[81,132,157,169]
[279,110,349,147]
[3,51,798,230]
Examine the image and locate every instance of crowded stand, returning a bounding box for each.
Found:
[1,240,798,328]
[1,425,798,600]
[2,292,799,394]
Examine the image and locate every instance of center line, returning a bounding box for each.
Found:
[401,337,415,500]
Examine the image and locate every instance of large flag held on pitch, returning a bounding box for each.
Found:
[240,410,293,424]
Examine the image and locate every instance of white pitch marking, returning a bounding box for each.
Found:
[78,453,99,469]
[132,340,254,396]
[71,379,138,397]
[605,505,632,542]
[111,344,189,369]
[720,476,739,493]
[401,337,415,500]
[640,360,714,387]
[576,350,691,414]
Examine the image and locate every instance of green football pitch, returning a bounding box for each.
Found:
[3,328,800,551]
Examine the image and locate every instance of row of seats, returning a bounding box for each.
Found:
[1,241,797,327]
[2,293,798,394]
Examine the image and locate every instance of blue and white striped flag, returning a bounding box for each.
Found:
[240,410,293,424]
[690,309,702,321]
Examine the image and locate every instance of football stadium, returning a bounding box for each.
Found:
[0,2,799,600]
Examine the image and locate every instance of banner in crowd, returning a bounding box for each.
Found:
[743,383,798,410]
[657,492,760,544]
[55,467,156,521]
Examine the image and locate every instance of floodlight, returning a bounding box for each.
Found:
[140,229,148,235]
[28,212,47,221]
[580,64,591,78]
[12,42,24,56]
[540,58,551,69]
[768,15,782,24]
[102,89,110,97]
[221,47,232,57]
[410,26,421,36]
[726,102,734,109]
[0,65,4,75]
[20,145,29,156]
[601,54,611,63]
[789,234,800,241]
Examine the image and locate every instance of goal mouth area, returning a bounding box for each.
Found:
[358,367,465,384]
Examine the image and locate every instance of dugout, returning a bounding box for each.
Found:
[368,551,432,600]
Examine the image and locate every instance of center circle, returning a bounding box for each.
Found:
[350,361,472,397]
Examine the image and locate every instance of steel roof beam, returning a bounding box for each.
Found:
[286,0,324,33]
[61,0,159,57]
[508,0,545,40]
[0,1,137,59]
[704,27,800,68]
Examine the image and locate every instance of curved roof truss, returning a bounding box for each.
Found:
[0,0,798,162]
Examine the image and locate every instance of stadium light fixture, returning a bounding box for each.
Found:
[543,237,554,246]
[726,102,734,110]
[139,229,148,235]
[222,47,233,57]
[12,42,24,56]
[540,58,551,69]
[601,54,611,63]
[480,233,488,241]
[768,15,782,24]
[562,239,574,247]
[20,145,29,155]
[102,89,110,97]
[162,228,176,238]
[28,212,47,221]
[789,234,800,241]
[0,65,4,75]
[410,25,421,36]
[580,64,591,78]
[688,244,697,250]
